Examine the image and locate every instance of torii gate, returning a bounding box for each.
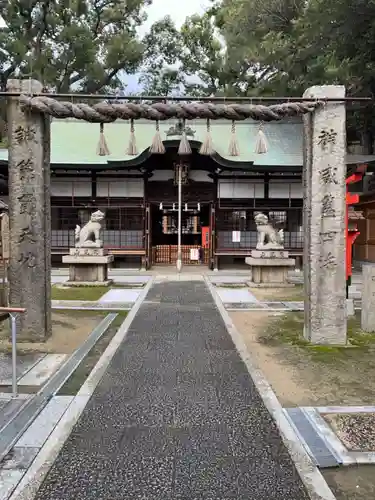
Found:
[3,80,360,344]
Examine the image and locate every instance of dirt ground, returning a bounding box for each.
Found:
[230,310,375,407]
[0,311,105,353]
[249,285,304,301]
[231,311,308,406]
[230,309,375,500]
[323,466,375,500]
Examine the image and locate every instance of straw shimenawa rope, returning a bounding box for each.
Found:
[18,95,321,123]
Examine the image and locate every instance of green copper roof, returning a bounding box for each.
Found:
[51,118,304,166]
[0,118,304,166]
[0,118,374,168]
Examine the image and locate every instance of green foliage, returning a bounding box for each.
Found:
[217,0,374,97]
[139,16,185,95]
[0,0,150,92]
[215,0,375,149]
[1,0,375,147]
[139,12,246,97]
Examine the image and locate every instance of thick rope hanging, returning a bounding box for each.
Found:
[18,95,321,123]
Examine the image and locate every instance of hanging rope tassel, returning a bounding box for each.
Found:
[228,120,240,156]
[199,118,214,155]
[126,118,138,155]
[254,122,268,154]
[96,123,110,156]
[150,120,165,154]
[178,119,192,155]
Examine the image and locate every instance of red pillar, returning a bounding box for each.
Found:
[345,166,366,295]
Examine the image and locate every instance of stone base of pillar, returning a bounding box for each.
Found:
[245,250,295,288]
[361,264,375,332]
[62,248,114,286]
[346,298,355,317]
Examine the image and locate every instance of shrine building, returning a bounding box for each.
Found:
[0,117,374,270]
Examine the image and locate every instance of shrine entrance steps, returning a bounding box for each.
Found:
[34,281,309,500]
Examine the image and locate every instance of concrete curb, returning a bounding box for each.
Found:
[9,277,154,500]
[204,276,336,500]
[303,406,375,466]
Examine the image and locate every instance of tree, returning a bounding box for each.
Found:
[215,0,310,96]
[139,16,185,95]
[179,13,226,96]
[139,12,254,97]
[216,0,375,151]
[0,0,150,93]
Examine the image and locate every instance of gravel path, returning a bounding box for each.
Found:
[35,282,309,500]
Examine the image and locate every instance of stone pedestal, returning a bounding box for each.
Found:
[361,264,375,332]
[62,248,114,286]
[303,85,347,345]
[245,250,295,287]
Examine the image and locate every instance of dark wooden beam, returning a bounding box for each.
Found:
[91,170,97,199]
[264,172,269,199]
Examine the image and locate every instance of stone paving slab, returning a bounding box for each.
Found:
[215,287,258,304]
[110,275,151,284]
[0,397,30,432]
[263,302,289,310]
[2,447,39,470]
[52,300,132,310]
[16,396,73,448]
[224,302,268,310]
[51,276,68,284]
[0,354,45,386]
[17,355,67,387]
[283,301,304,310]
[225,302,306,311]
[208,275,249,285]
[98,288,140,303]
[0,470,24,500]
[33,282,310,500]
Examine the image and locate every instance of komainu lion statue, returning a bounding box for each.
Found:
[75,210,105,248]
[254,212,284,249]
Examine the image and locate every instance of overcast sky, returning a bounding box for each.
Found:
[140,0,210,34]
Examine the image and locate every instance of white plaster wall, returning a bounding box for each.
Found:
[269,180,302,198]
[96,178,144,197]
[218,180,264,199]
[51,177,91,196]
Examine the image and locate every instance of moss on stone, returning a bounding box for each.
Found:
[260,311,375,363]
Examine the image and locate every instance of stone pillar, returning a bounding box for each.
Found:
[7,79,52,341]
[361,264,375,332]
[303,86,347,344]
[1,212,10,261]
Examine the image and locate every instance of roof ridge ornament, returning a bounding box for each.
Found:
[166,120,196,138]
